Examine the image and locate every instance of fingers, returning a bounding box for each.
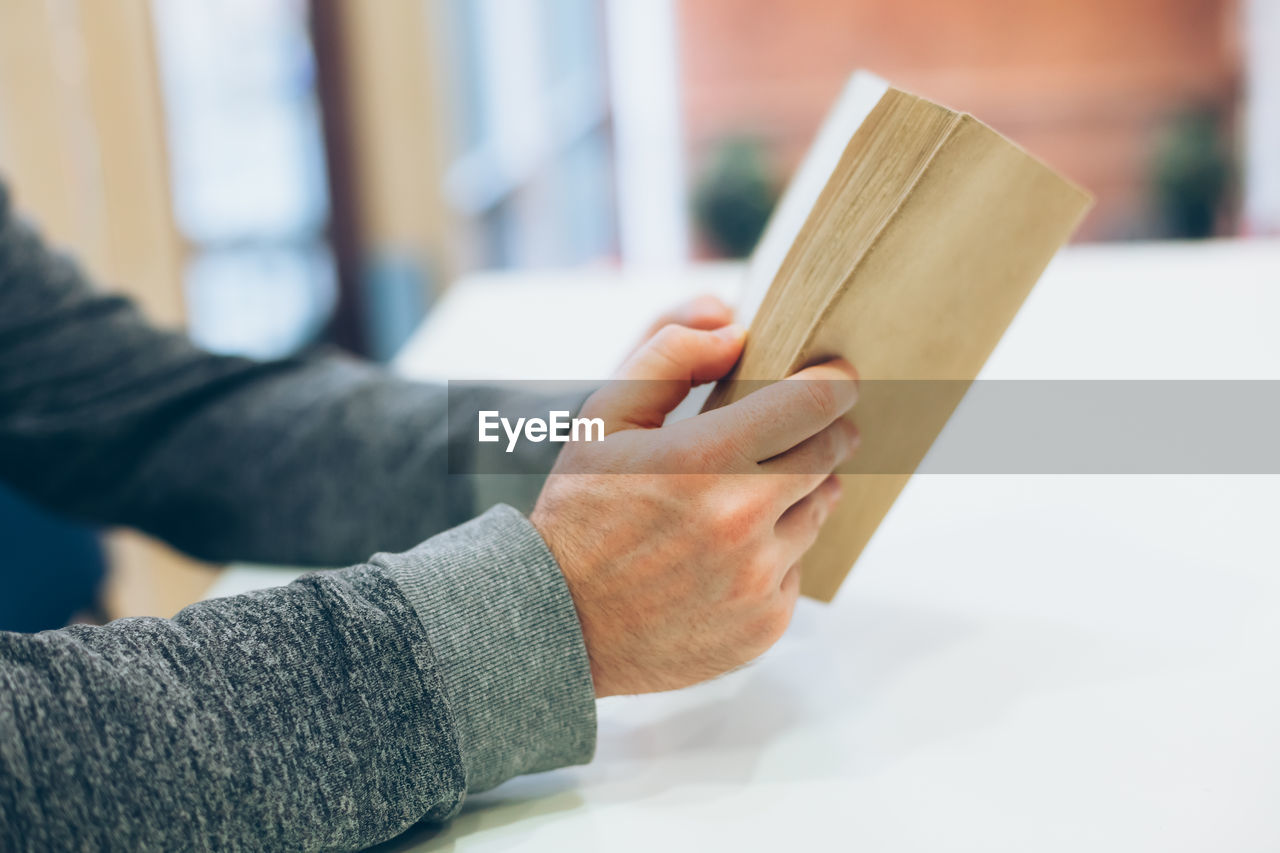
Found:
[628,295,735,363]
[761,417,859,507]
[652,294,735,333]
[775,474,843,567]
[694,358,859,463]
[583,323,746,430]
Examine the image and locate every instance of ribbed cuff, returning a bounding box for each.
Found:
[379,504,597,793]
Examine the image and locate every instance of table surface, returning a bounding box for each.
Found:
[209,240,1280,852]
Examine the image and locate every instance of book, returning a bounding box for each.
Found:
[704,71,1093,602]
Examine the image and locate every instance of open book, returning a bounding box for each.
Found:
[704,72,1092,601]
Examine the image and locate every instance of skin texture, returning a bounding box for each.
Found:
[531,296,860,697]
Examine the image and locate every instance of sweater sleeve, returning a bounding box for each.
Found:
[0,182,599,847]
[0,505,597,851]
[0,181,573,566]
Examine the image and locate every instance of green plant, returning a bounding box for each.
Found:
[1150,109,1233,239]
[693,136,778,258]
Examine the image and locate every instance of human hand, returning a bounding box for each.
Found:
[530,323,859,697]
[624,294,735,364]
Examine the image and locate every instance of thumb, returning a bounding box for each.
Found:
[584,323,745,430]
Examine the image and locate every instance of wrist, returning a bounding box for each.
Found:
[380,504,598,791]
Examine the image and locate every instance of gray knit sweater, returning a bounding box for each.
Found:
[0,183,597,850]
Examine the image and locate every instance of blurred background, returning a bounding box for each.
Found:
[0,0,1276,628]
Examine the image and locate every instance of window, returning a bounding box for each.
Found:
[151,0,335,358]
[436,0,618,270]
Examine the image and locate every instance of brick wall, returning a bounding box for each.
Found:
[678,0,1240,241]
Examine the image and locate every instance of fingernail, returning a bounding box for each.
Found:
[715,323,746,342]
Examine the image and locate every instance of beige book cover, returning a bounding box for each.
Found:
[705,72,1093,602]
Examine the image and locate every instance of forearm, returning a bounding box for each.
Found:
[0,505,596,851]
[0,182,576,566]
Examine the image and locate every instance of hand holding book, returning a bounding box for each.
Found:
[532,323,859,696]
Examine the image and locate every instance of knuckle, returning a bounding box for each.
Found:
[653,322,687,342]
[717,429,756,469]
[720,443,755,473]
[800,379,838,422]
[711,484,768,537]
[660,441,700,472]
[710,492,769,540]
[651,323,697,357]
[682,437,734,473]
[687,293,725,319]
[818,424,845,468]
[841,420,861,457]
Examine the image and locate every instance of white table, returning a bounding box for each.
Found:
[213,241,1280,852]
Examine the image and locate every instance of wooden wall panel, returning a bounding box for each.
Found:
[0,0,217,619]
